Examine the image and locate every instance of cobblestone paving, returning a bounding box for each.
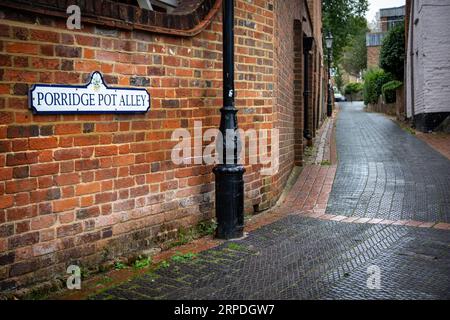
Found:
[93,215,450,300]
[326,102,450,222]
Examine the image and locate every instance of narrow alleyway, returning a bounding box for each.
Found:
[91,102,450,300]
[326,102,450,222]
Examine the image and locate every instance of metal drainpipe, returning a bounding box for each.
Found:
[303,37,313,140]
[213,0,245,240]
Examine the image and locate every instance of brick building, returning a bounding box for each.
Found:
[0,0,324,292]
[366,34,382,69]
[366,5,405,69]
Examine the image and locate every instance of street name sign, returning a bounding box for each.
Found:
[29,71,151,114]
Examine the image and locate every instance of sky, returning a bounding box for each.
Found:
[366,0,406,23]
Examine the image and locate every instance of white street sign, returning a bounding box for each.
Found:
[29,71,151,114]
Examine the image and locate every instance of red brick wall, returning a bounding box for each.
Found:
[308,0,325,132]
[0,0,313,291]
[380,17,388,32]
[293,20,304,166]
[367,45,381,69]
[271,0,305,207]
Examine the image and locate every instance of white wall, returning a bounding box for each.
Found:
[406,0,450,117]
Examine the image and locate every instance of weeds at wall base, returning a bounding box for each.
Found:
[1,219,218,300]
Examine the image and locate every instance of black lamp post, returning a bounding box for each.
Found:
[213,0,245,240]
[325,32,333,117]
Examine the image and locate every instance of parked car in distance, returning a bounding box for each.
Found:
[334,91,346,102]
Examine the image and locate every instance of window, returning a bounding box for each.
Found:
[366,32,386,47]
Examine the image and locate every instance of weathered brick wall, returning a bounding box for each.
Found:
[271,0,306,206]
[367,45,380,69]
[380,17,388,32]
[308,0,325,131]
[293,20,304,167]
[0,0,315,292]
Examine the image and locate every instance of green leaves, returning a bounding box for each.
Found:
[159,260,170,269]
[322,0,369,64]
[363,68,394,105]
[380,23,405,80]
[341,29,368,76]
[133,255,152,269]
[113,261,126,270]
[334,66,344,92]
[344,82,363,95]
[382,80,403,103]
[171,252,197,263]
[227,242,245,251]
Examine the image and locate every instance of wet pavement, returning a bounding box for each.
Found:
[326,102,450,222]
[92,102,450,300]
[93,216,450,300]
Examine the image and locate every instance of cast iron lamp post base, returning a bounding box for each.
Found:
[213,165,245,239]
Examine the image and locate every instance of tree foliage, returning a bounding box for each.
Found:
[344,82,363,101]
[380,23,405,80]
[341,26,368,77]
[334,66,344,93]
[382,80,403,103]
[322,0,369,64]
[363,68,393,105]
[345,82,363,95]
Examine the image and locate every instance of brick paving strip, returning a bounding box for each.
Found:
[416,132,450,161]
[282,165,336,215]
[280,106,338,216]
